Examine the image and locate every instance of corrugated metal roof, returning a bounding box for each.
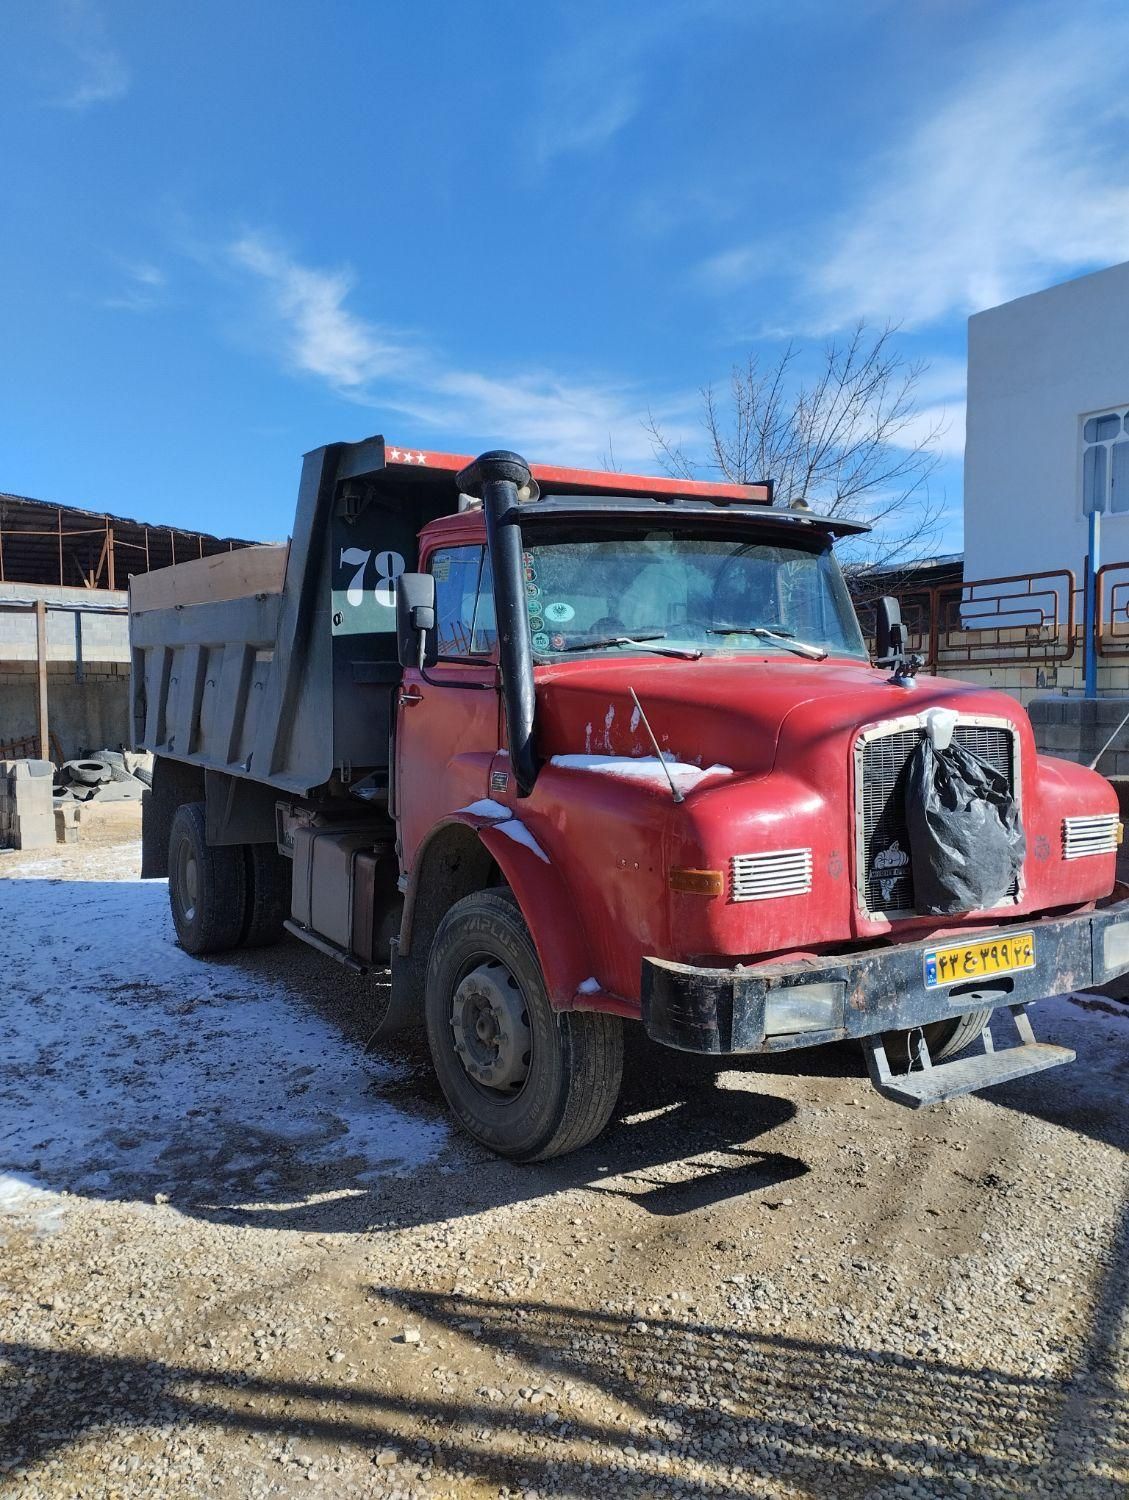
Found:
[0,491,261,588]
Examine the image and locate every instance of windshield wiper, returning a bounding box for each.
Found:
[708,624,827,660]
[550,633,702,660]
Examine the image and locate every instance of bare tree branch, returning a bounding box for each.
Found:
[650,323,947,571]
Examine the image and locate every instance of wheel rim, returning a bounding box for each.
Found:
[176,840,199,924]
[450,959,532,1097]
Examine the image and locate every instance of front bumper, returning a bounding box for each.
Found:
[642,891,1129,1055]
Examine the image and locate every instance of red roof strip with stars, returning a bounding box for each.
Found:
[383,443,770,503]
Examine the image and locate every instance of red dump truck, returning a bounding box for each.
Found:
[130,436,1129,1159]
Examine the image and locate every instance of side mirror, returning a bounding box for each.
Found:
[395,572,437,669]
[875,595,905,660]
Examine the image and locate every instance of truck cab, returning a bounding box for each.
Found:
[132,437,1129,1161]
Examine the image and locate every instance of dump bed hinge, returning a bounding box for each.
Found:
[862,1004,1075,1108]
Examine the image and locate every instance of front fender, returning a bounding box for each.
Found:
[475,815,628,1012]
[409,807,622,1012]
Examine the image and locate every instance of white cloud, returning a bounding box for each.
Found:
[535,79,641,162]
[889,356,966,459]
[52,0,129,110]
[809,11,1129,329]
[698,8,1129,333]
[229,234,407,389]
[227,232,686,467]
[893,402,965,460]
[103,260,167,313]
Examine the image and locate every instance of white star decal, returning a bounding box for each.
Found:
[388,446,402,462]
[414,451,427,465]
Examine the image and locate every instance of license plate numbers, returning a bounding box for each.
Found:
[923,931,1035,990]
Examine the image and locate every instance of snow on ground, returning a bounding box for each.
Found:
[0,842,447,1224]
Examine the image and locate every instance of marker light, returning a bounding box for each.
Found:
[669,868,725,896]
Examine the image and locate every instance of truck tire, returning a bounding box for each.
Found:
[241,843,290,948]
[65,759,111,786]
[168,801,247,955]
[425,889,623,1161]
[884,1008,994,1070]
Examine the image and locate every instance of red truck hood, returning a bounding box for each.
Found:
[534,655,1026,775]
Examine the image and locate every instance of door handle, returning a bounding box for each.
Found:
[399,687,424,706]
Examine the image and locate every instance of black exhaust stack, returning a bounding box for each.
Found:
[456,450,539,797]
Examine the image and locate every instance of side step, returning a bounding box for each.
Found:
[862,1004,1075,1108]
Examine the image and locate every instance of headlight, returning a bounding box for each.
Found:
[763,981,844,1036]
[1101,921,1129,977]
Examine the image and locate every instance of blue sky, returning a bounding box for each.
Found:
[2,0,1128,551]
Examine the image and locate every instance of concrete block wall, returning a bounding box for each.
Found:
[1026,696,1129,773]
[0,583,129,664]
[931,657,1129,707]
[0,662,130,760]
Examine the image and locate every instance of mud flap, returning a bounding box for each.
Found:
[862,1004,1075,1108]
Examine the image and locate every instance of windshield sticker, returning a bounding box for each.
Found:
[551,633,567,651]
[528,613,544,632]
[532,631,551,652]
[523,558,538,582]
[432,555,451,583]
[544,601,576,624]
[525,581,541,598]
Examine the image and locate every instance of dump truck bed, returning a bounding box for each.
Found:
[129,435,771,796]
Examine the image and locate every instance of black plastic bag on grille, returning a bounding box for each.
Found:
[904,738,1026,915]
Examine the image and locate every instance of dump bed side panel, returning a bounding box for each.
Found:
[129,436,457,795]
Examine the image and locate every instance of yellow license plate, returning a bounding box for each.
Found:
[923,931,1035,990]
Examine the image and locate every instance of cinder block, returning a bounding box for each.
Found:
[14,814,56,849]
[11,759,53,779]
[54,807,80,842]
[1037,724,1082,752]
[12,781,53,819]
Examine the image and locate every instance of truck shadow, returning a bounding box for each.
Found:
[2,1238,1125,1496]
[2,869,1124,1243]
[0,873,810,1233]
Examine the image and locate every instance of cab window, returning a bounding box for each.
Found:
[429,545,496,657]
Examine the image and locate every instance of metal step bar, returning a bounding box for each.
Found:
[862,1003,1075,1108]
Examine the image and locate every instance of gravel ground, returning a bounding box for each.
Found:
[1,837,1127,1498]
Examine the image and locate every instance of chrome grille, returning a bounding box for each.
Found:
[858,722,1016,917]
[1062,813,1120,859]
[730,848,813,902]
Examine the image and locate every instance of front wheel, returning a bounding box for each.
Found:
[425,889,623,1161]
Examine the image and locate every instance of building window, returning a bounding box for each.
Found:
[1082,408,1129,514]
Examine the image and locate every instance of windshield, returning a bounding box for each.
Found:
[521,529,867,659]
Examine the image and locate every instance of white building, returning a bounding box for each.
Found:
[964,260,1129,587]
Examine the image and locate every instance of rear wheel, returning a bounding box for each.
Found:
[425,889,623,1161]
[241,842,290,948]
[883,1008,993,1070]
[168,801,246,955]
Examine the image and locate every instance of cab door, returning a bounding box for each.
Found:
[394,542,501,872]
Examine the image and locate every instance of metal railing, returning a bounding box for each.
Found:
[857,570,1077,670]
[1096,561,1129,656]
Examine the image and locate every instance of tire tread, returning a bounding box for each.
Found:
[427,888,622,1161]
[168,801,246,955]
[241,842,290,948]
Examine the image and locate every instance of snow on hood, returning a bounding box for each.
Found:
[550,754,733,793]
[535,656,1022,777]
